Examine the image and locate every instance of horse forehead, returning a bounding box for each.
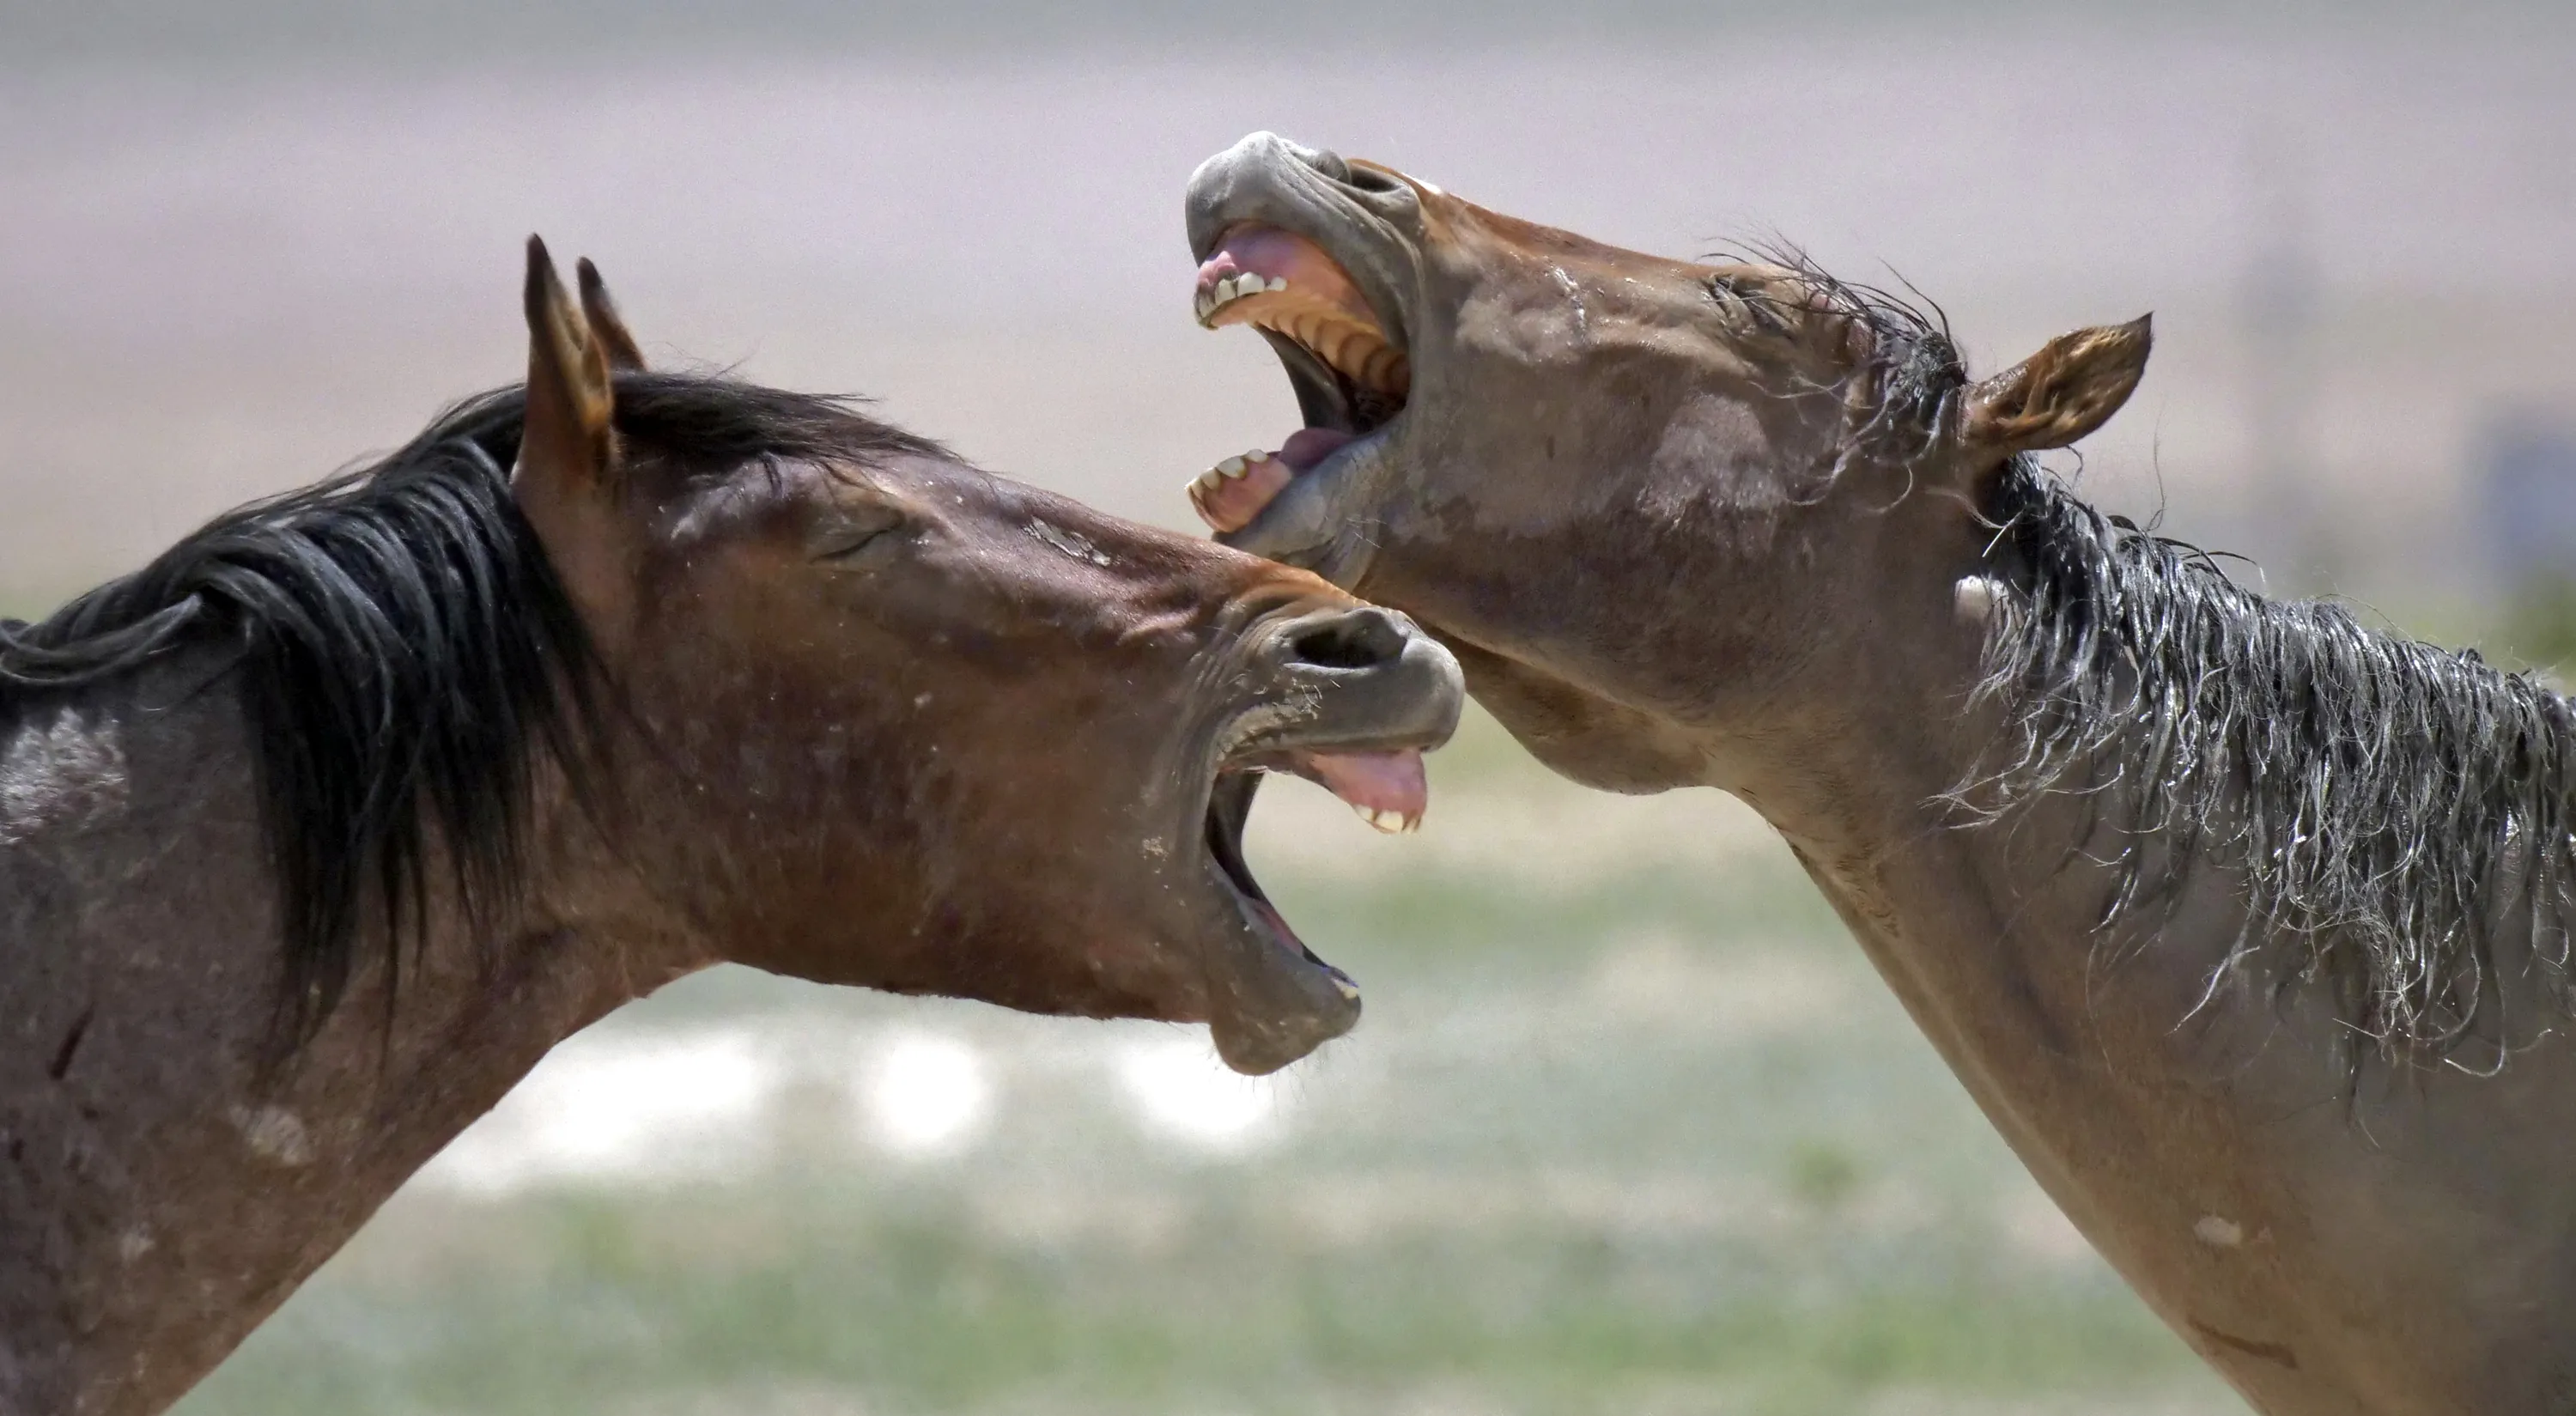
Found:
[658,455,870,547]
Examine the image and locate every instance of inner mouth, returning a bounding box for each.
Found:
[1186,225,1413,534]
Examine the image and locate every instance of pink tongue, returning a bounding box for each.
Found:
[1277,427,1356,472]
[1296,748,1428,817]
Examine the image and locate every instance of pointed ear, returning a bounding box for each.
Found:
[518,235,617,494]
[575,257,647,373]
[1962,314,2152,458]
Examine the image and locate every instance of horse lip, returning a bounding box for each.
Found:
[1213,423,1396,592]
[1193,769,1361,1076]
[1186,134,1415,362]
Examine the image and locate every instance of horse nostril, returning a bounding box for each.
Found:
[1288,607,1411,671]
[1299,145,1408,198]
[1338,165,1405,196]
[1293,143,1353,185]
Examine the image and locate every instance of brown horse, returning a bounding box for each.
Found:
[1182,132,2576,1415]
[0,240,1461,1416]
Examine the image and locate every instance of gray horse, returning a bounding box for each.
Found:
[1182,131,2576,1415]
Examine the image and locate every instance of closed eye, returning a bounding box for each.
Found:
[814,518,911,565]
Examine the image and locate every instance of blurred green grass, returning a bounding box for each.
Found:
[189,1202,2200,1416]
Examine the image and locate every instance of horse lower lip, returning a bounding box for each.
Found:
[1199,775,1361,1073]
[1206,948,1362,1075]
[1188,427,1370,536]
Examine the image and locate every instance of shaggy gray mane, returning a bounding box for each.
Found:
[1966,464,2576,1054]
[1742,247,2576,1054]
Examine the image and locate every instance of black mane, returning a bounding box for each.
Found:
[0,373,939,1045]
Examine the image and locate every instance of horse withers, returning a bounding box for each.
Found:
[0,240,1461,1416]
[1183,131,2576,1415]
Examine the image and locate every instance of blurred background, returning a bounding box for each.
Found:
[7,2,2574,1412]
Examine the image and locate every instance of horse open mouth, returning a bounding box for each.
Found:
[1190,743,1431,1075]
[1185,223,1411,537]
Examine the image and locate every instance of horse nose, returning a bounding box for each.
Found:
[1188,132,1395,258]
[1253,605,1464,752]
[1285,605,1409,670]
[1279,138,1352,185]
[1234,134,1405,199]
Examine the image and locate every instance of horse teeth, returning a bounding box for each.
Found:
[1332,975,1360,1001]
[1197,273,1288,328]
[1355,804,1405,835]
[1218,455,1248,478]
[1186,465,1233,506]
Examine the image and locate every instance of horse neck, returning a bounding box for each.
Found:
[1713,574,2324,1110]
[0,651,675,1416]
[1753,723,2268,1078]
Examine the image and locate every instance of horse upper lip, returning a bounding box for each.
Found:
[1185,133,1413,362]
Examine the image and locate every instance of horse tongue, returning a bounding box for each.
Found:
[1277,427,1355,472]
[1295,748,1427,835]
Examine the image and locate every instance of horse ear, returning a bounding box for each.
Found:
[575,257,647,373]
[518,235,617,494]
[1961,314,2152,459]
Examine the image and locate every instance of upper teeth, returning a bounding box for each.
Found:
[1195,273,1289,326]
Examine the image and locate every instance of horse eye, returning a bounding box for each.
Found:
[815,516,910,565]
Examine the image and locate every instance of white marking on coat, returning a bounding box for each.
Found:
[230,1106,316,1167]
[0,708,129,844]
[1549,267,1589,334]
[1026,520,1111,566]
